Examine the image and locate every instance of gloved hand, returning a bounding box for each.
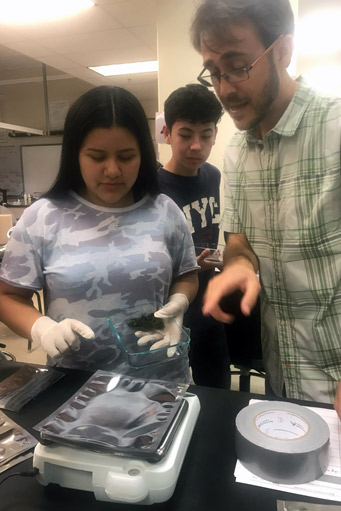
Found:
[136,294,189,357]
[31,316,95,359]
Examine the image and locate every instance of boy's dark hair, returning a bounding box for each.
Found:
[191,0,295,51]
[164,84,223,131]
[44,85,158,200]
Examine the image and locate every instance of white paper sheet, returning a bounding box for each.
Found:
[234,399,341,502]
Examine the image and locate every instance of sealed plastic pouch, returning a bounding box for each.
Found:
[0,365,64,412]
[0,409,37,473]
[35,370,189,462]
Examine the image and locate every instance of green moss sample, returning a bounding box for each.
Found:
[128,313,164,331]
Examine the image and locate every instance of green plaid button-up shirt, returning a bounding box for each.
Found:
[221,79,341,403]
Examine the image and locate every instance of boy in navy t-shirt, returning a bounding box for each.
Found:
[158,84,231,388]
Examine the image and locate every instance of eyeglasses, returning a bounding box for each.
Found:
[197,35,283,88]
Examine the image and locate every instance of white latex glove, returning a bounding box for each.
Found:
[136,294,189,357]
[31,316,95,359]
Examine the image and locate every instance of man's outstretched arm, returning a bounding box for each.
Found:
[202,233,260,323]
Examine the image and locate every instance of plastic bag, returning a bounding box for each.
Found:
[0,409,37,473]
[35,370,188,462]
[0,365,64,412]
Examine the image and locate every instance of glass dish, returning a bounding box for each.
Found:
[106,301,190,368]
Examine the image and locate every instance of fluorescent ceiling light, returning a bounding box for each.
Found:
[0,0,94,24]
[89,61,158,77]
[296,10,341,55]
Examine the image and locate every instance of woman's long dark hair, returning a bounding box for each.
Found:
[44,85,158,200]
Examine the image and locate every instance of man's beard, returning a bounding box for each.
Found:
[222,56,280,132]
[243,57,280,131]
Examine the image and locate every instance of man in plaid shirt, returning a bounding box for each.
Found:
[191,0,341,409]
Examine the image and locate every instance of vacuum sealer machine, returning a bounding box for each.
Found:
[33,371,200,505]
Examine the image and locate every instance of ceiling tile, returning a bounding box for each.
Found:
[2,5,121,39]
[100,71,158,100]
[40,54,81,70]
[129,25,157,50]
[103,0,157,27]
[0,0,159,104]
[68,45,156,67]
[36,28,143,54]
[68,67,107,85]
[93,0,125,4]
[0,25,23,44]
[106,71,158,85]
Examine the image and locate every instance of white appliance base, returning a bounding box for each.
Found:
[33,393,200,505]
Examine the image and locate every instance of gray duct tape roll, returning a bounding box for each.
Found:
[235,401,330,484]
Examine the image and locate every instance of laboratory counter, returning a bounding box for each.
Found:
[0,361,338,511]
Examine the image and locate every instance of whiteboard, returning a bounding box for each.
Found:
[0,146,23,195]
[22,144,62,196]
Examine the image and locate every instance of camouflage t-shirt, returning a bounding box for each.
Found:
[0,191,198,382]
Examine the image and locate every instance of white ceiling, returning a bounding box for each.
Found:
[0,0,158,101]
[1,0,338,105]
